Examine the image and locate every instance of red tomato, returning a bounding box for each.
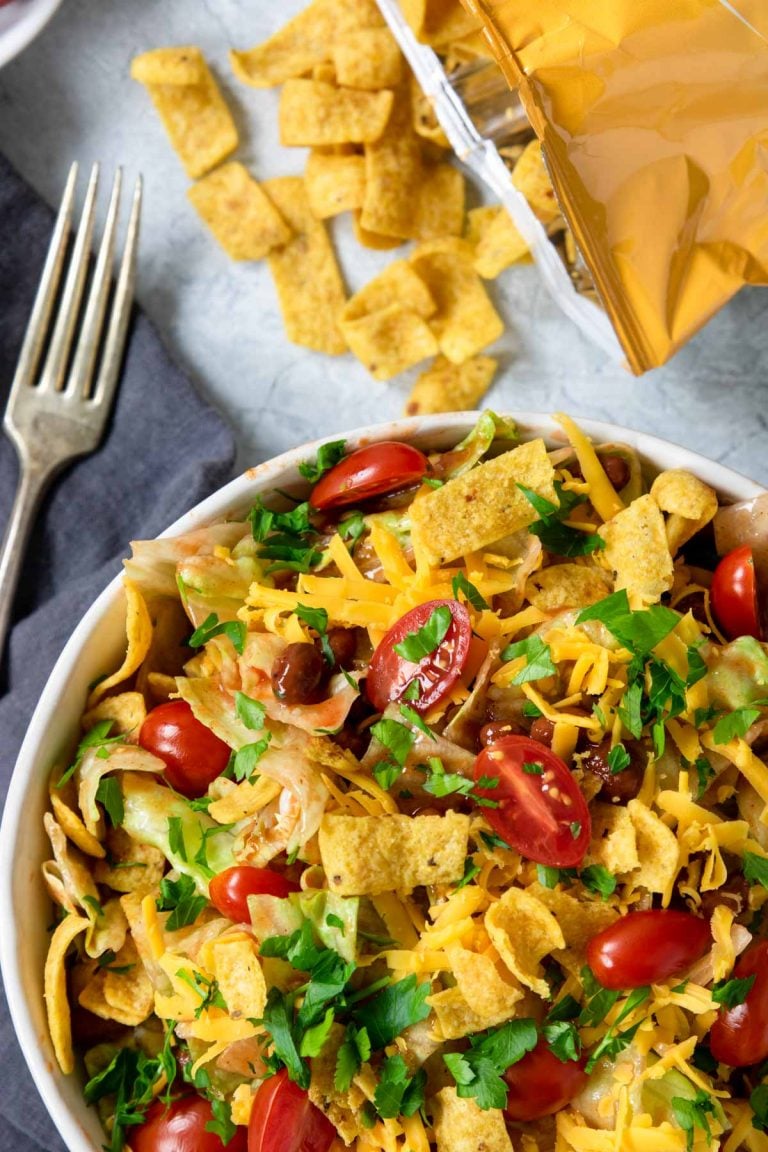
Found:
[365,599,472,714]
[504,1039,588,1122]
[248,1070,336,1152]
[711,545,763,641]
[133,1096,247,1152]
[709,939,768,1067]
[139,700,231,798]
[473,736,591,867]
[586,910,711,990]
[309,442,428,511]
[209,866,300,923]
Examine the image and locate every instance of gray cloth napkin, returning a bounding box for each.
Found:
[0,154,237,1150]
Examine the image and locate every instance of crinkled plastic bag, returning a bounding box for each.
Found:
[460,0,768,372]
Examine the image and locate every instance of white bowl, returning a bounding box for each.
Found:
[1,412,764,1152]
[0,0,62,69]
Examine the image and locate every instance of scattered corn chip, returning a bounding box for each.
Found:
[279,79,394,147]
[485,887,565,997]
[409,438,556,566]
[511,140,560,225]
[82,691,147,738]
[340,304,439,381]
[466,204,529,278]
[585,803,640,874]
[305,151,366,219]
[86,580,153,708]
[410,239,503,363]
[212,937,267,1021]
[264,176,347,355]
[342,260,436,322]
[625,798,680,897]
[188,163,291,260]
[525,564,612,612]
[651,469,719,555]
[530,883,619,956]
[413,163,465,240]
[432,1087,513,1152]
[361,83,423,240]
[130,47,238,179]
[332,28,403,90]
[352,213,404,250]
[44,914,89,1073]
[401,0,481,47]
[319,811,469,895]
[404,354,497,415]
[599,493,674,603]
[94,826,166,894]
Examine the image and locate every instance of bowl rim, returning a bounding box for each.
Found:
[1,410,764,1152]
[0,0,63,70]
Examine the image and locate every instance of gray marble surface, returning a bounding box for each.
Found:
[1,0,767,480]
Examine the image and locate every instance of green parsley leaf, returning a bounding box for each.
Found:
[83,895,104,919]
[570,821,582,839]
[693,755,715,799]
[299,1007,336,1057]
[546,994,581,1023]
[580,864,617,901]
[686,644,708,687]
[443,1019,538,1111]
[189,612,246,655]
[298,439,347,484]
[455,857,481,889]
[235,692,267,731]
[501,634,556,684]
[156,873,207,931]
[95,776,124,827]
[205,1098,238,1147]
[352,974,431,1049]
[399,704,435,740]
[370,718,415,791]
[232,738,272,782]
[402,679,422,702]
[248,499,322,574]
[712,974,756,1008]
[393,605,452,662]
[339,510,366,545]
[671,1090,716,1152]
[744,851,768,887]
[374,1055,427,1119]
[586,1018,642,1073]
[84,1046,168,1152]
[167,815,187,861]
[518,482,605,557]
[480,830,512,852]
[260,986,309,1089]
[607,744,630,775]
[523,701,543,718]
[452,572,489,611]
[543,1020,582,1062]
[618,681,644,738]
[295,604,335,665]
[57,720,123,788]
[522,761,544,775]
[579,967,621,1027]
[577,591,678,656]
[537,865,577,889]
[713,707,761,745]
[334,1024,371,1093]
[750,1084,768,1133]
[326,913,345,933]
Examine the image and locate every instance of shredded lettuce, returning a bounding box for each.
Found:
[706,636,768,710]
[430,410,518,479]
[248,891,358,964]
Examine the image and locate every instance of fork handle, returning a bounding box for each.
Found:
[0,462,52,668]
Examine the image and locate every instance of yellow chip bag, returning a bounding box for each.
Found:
[332,29,403,90]
[305,151,366,219]
[188,163,292,261]
[130,47,238,180]
[279,79,394,147]
[404,354,497,416]
[410,239,504,363]
[230,0,384,88]
[339,304,439,381]
[401,0,481,46]
[263,176,347,356]
[466,204,530,278]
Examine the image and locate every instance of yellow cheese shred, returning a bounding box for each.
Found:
[554,412,625,523]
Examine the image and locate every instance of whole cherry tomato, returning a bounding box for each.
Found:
[133,1096,247,1152]
[504,1038,588,1122]
[209,866,300,924]
[139,700,231,798]
[473,736,591,867]
[586,910,711,990]
[309,442,428,511]
[711,545,763,641]
[365,599,471,715]
[248,1070,336,1152]
[709,939,768,1067]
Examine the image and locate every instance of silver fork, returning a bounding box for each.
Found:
[0,163,142,663]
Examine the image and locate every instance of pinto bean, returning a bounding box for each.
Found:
[325,627,358,670]
[271,643,325,705]
[583,737,643,803]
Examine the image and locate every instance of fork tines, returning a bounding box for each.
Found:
[11,162,142,406]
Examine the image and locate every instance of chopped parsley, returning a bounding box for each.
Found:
[84,1045,171,1152]
[233,691,272,779]
[711,975,755,1008]
[744,851,768,887]
[95,775,124,827]
[189,612,246,655]
[580,864,617,901]
[235,691,268,731]
[751,1083,768,1133]
[295,604,335,665]
[351,974,431,1049]
[501,634,556,684]
[373,1055,426,1120]
[455,857,482,889]
[607,744,630,775]
[57,720,124,788]
[393,605,452,662]
[518,481,605,557]
[443,1019,538,1110]
[248,498,322,574]
[156,873,207,931]
[399,704,435,740]
[713,706,762,745]
[671,1090,717,1151]
[369,718,415,790]
[334,1024,371,1093]
[298,439,347,484]
[543,1019,582,1062]
[452,572,489,611]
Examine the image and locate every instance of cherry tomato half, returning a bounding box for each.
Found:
[504,1039,588,1122]
[365,599,472,714]
[711,545,763,641]
[209,866,301,924]
[473,736,591,867]
[309,442,428,511]
[139,700,231,799]
[709,939,768,1067]
[248,1070,336,1152]
[133,1096,247,1152]
[586,910,711,990]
